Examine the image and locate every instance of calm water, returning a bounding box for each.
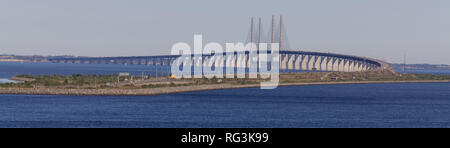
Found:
[0,62,449,128]
[0,83,449,128]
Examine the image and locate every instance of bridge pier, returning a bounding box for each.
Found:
[350,60,356,72]
[347,60,352,72]
[287,54,295,71]
[226,54,235,73]
[320,56,328,72]
[301,55,309,71]
[338,59,344,72]
[235,54,244,69]
[356,62,363,71]
[280,54,288,70]
[207,56,215,68]
[294,55,301,72]
[327,58,334,72]
[331,58,338,72]
[363,64,368,71]
[312,56,320,71]
[306,55,313,71]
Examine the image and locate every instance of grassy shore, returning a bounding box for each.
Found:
[1,80,449,96]
[1,71,449,96]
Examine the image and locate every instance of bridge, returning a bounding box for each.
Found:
[48,16,388,73]
[48,50,384,72]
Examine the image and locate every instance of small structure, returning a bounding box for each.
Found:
[119,73,130,77]
[330,77,340,81]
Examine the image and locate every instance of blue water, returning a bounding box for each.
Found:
[0,62,449,128]
[0,83,449,128]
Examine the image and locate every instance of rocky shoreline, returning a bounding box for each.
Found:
[0,80,449,96]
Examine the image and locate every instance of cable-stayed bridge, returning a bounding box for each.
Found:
[49,16,388,73]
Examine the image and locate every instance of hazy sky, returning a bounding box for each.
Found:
[0,0,449,64]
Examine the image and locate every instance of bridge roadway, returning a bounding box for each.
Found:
[48,50,387,73]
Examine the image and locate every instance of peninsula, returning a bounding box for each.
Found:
[1,71,449,96]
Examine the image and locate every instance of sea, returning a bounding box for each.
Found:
[0,62,449,128]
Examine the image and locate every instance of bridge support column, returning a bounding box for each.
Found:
[307,56,314,71]
[208,56,215,68]
[244,54,249,70]
[192,56,202,77]
[333,58,339,72]
[152,59,157,66]
[225,55,232,68]
[280,54,288,70]
[366,64,372,71]
[217,56,224,70]
[327,58,335,72]
[139,59,146,65]
[342,60,348,72]
[189,58,193,67]
[370,64,376,71]
[350,61,356,72]
[301,55,309,71]
[313,56,321,71]
[321,57,328,71]
[287,54,295,71]
[202,56,208,69]
[236,54,245,68]
[225,54,236,78]
[338,59,345,72]
[237,54,246,78]
[246,54,251,71]
[344,60,352,72]
[294,55,302,71]
[195,56,202,67]
[363,64,368,71]
[356,62,363,72]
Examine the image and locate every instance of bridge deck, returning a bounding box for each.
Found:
[48,50,387,72]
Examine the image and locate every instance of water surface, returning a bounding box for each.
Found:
[0,82,449,128]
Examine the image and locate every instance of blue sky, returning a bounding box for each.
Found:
[0,0,449,64]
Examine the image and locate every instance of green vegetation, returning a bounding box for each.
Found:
[0,74,118,88]
[141,82,192,89]
[277,71,450,83]
[1,71,449,89]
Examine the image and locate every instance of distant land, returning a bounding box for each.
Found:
[391,63,450,70]
[0,54,79,63]
[1,71,449,96]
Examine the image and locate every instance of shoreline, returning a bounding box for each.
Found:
[0,80,449,96]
